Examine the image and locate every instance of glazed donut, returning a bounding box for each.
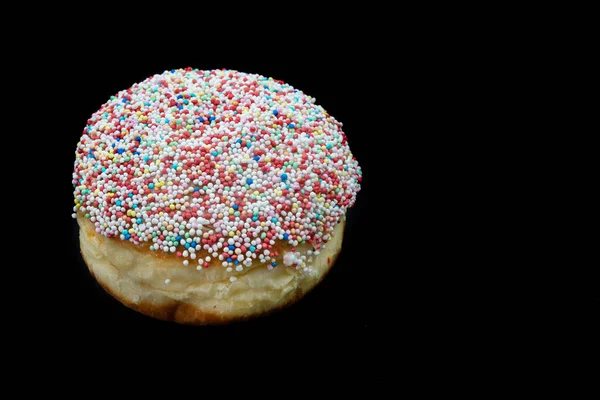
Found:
[72,68,362,324]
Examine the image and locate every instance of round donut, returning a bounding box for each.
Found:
[72,68,362,324]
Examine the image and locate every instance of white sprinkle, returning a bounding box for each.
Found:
[164,279,171,284]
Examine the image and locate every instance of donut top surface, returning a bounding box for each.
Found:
[72,68,361,269]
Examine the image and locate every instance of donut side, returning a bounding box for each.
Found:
[78,214,345,324]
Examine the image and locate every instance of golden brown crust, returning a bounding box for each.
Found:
[80,221,343,325]
[78,211,345,325]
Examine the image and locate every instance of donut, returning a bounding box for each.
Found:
[72,68,362,324]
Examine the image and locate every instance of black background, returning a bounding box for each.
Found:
[21,25,599,379]
[46,56,404,358]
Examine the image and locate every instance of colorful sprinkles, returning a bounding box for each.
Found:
[72,68,361,272]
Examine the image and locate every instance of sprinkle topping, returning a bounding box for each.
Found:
[73,68,361,270]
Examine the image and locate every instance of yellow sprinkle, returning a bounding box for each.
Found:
[229,231,235,237]
[261,222,266,227]
[162,196,168,201]
[136,111,142,116]
[131,211,136,217]
[170,204,175,210]
[229,208,234,214]
[128,228,134,234]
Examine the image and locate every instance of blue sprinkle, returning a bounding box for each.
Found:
[116,137,121,142]
[194,187,199,192]
[184,243,190,248]
[137,218,142,224]
[170,69,175,73]
[271,262,278,267]
[135,136,141,142]
[144,102,150,106]
[253,156,260,161]
[212,151,218,156]
[209,116,216,122]
[191,241,197,248]
[232,204,239,210]
[316,213,320,219]
[288,123,295,129]
[234,260,240,265]
[280,173,288,181]
[148,183,154,189]
[198,117,204,123]
[271,217,278,223]
[132,204,138,209]
[128,193,133,198]
[283,233,289,240]
[273,110,278,115]
[165,119,170,123]
[122,98,127,103]
[247,178,253,185]
[227,245,235,251]
[111,143,116,148]
[177,105,183,110]
[144,156,150,162]
[250,246,256,252]
[252,215,258,221]
[236,139,242,144]
[177,94,183,99]
[246,142,252,148]
[133,151,139,155]
[172,164,178,169]
[227,257,232,263]
[183,99,189,105]
[176,236,182,241]
[116,200,121,206]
